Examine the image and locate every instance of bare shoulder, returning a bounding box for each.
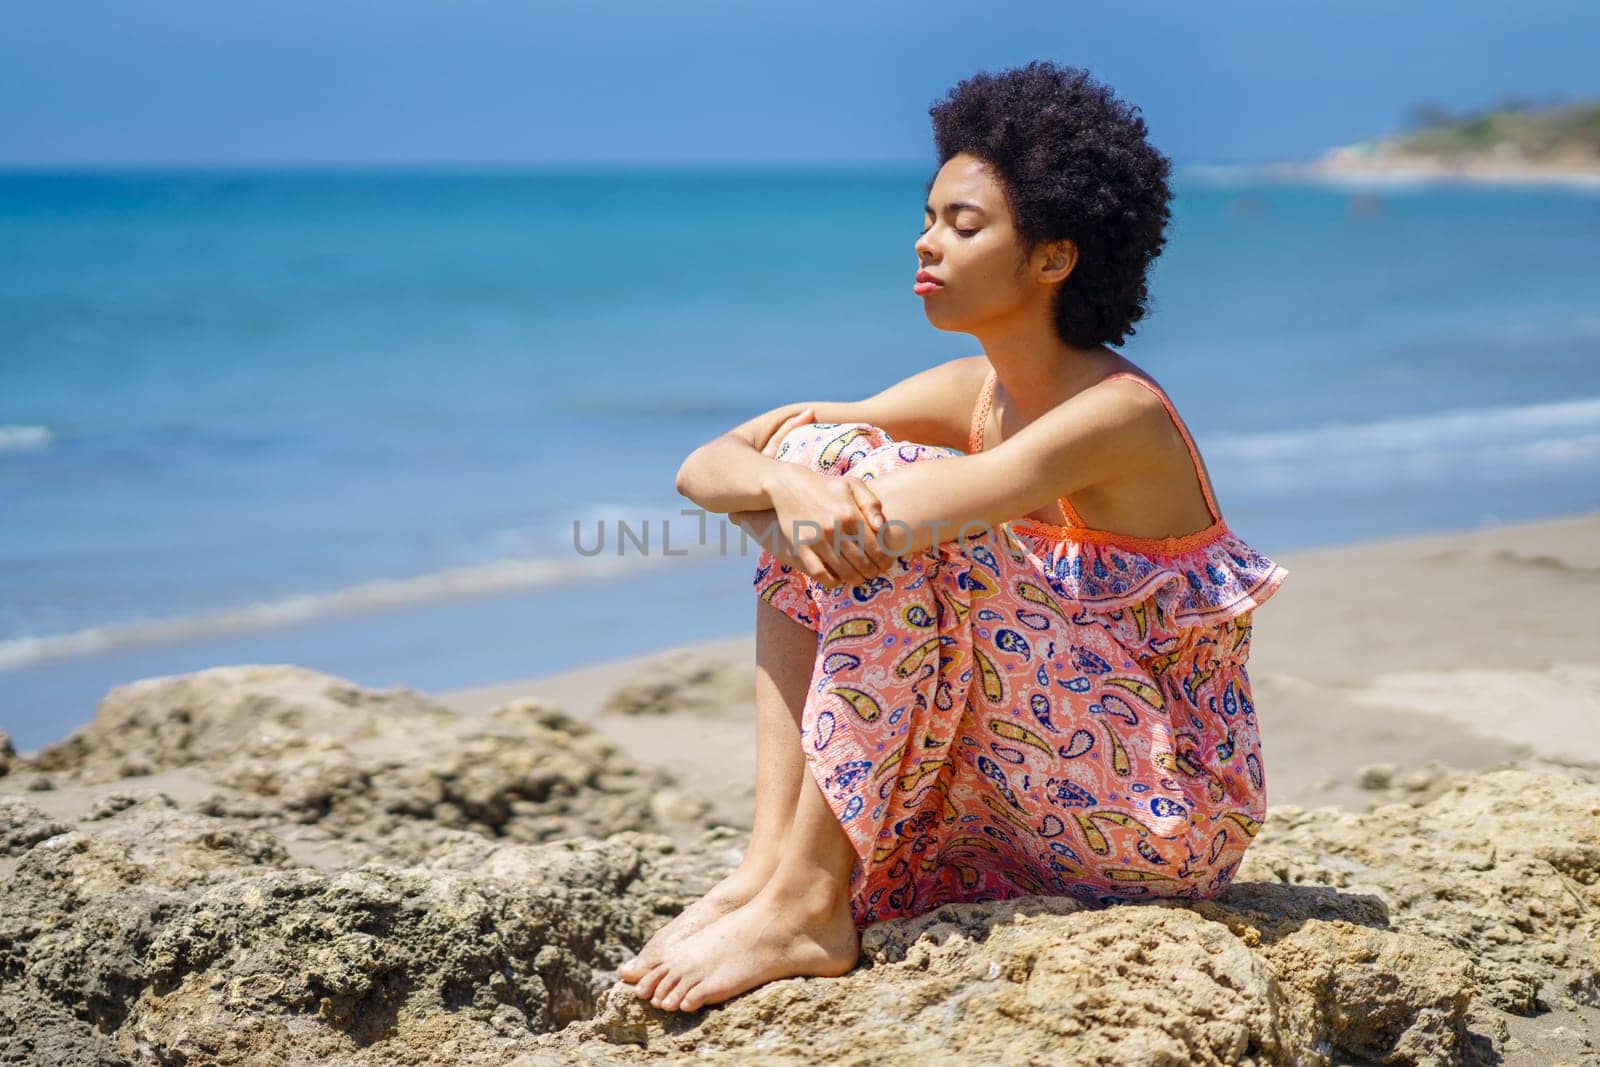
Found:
[1084,370,1192,468]
[997,366,1176,467]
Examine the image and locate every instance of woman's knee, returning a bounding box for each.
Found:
[770,421,895,476]
[846,438,963,484]
[770,422,963,479]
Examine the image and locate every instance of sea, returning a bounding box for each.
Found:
[3,166,1598,751]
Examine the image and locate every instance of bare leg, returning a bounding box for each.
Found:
[743,600,819,872]
[617,599,817,981]
[633,734,861,1010]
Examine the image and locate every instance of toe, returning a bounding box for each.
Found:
[689,975,733,1010]
[653,972,683,1009]
[636,961,669,999]
[662,978,688,1010]
[678,982,704,1012]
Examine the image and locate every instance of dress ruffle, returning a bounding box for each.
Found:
[1005,523,1289,629]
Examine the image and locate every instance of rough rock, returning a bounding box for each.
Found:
[536,763,1600,1067]
[1243,764,1600,1018]
[8,664,716,865]
[0,792,730,1066]
[1,665,1596,1066]
[597,652,756,718]
[1353,759,1461,808]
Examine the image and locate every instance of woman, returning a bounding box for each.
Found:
[618,60,1289,1013]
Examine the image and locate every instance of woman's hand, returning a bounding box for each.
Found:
[737,465,899,590]
[759,407,816,457]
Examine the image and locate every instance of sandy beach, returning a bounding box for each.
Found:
[1261,148,1600,188]
[4,510,1598,1065]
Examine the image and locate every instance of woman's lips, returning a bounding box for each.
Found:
[913,272,945,296]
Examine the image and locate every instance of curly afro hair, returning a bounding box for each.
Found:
[927,61,1174,349]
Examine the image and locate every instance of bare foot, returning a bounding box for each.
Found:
[616,868,771,983]
[633,882,860,1011]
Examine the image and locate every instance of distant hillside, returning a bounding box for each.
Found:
[1276,97,1600,184]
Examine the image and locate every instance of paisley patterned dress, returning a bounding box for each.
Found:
[752,368,1290,929]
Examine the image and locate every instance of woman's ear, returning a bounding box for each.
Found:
[1038,239,1078,285]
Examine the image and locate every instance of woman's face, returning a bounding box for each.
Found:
[915,152,1068,333]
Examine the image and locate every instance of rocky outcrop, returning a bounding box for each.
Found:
[9,664,714,865]
[2,665,1595,1066]
[543,765,1600,1065]
[597,652,756,718]
[0,791,730,1066]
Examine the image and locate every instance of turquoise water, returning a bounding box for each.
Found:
[3,167,1598,749]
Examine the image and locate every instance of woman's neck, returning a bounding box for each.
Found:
[979,333,1129,422]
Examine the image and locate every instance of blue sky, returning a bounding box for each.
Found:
[5,0,1597,168]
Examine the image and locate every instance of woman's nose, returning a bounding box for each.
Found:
[915,229,937,260]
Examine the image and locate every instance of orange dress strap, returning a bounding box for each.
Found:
[967,367,998,455]
[968,366,1080,525]
[969,366,1231,553]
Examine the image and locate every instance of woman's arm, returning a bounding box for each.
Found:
[674,357,983,515]
[854,379,1170,559]
[673,413,813,516]
[678,363,1170,568]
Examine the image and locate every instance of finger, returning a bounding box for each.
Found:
[847,479,886,530]
[804,543,844,589]
[833,508,889,580]
[798,549,845,591]
[761,424,790,458]
[859,523,899,576]
[861,485,887,530]
[822,531,875,588]
[844,482,895,571]
[763,417,796,457]
[834,508,884,584]
[836,538,882,584]
[812,532,867,589]
[764,410,813,457]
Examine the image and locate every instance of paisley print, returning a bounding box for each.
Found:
[753,373,1289,928]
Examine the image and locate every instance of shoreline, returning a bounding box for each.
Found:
[1259,155,1600,189]
[1181,157,1600,189]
